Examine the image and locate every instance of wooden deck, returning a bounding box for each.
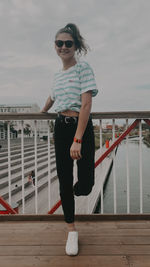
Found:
[1,214,150,267]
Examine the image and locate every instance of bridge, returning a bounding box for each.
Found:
[0,111,150,266]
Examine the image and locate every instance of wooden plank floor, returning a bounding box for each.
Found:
[1,214,150,267]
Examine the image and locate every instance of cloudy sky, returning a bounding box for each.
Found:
[0,0,150,112]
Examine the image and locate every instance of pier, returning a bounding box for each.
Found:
[1,214,150,267]
[0,111,150,266]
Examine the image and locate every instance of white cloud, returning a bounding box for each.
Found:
[0,0,150,111]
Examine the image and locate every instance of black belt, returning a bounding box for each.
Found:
[57,114,78,124]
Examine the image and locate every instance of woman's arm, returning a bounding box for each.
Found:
[41,96,54,113]
[70,91,92,160]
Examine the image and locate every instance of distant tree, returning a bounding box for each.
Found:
[3,121,17,138]
[3,121,15,132]
[24,124,31,136]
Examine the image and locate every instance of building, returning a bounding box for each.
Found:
[0,104,49,139]
[0,103,40,114]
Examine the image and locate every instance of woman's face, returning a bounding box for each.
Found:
[55,32,76,61]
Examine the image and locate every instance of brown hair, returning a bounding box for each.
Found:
[55,23,89,56]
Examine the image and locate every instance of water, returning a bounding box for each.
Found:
[100,138,150,214]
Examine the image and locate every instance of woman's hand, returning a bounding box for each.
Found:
[40,109,48,113]
[41,96,54,113]
[70,142,82,160]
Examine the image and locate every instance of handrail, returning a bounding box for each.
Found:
[0,111,150,120]
[0,111,150,215]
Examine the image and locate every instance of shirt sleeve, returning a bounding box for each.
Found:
[79,62,98,97]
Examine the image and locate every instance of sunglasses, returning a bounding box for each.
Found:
[55,40,74,48]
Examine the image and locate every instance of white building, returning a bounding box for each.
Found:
[0,104,49,139]
[0,103,40,114]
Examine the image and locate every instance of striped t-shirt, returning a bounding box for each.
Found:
[50,61,98,113]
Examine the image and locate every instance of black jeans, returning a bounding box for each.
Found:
[54,114,95,223]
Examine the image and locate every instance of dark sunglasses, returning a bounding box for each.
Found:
[55,40,74,48]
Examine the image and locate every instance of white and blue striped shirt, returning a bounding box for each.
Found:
[51,61,98,113]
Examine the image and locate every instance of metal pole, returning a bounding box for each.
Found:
[7,121,11,205]
[47,120,51,211]
[99,119,102,154]
[99,119,104,214]
[112,119,117,214]
[21,121,25,214]
[139,120,143,214]
[126,119,130,214]
[34,120,38,214]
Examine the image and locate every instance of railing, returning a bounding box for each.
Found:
[0,111,150,215]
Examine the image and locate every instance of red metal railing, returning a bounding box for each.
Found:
[0,196,17,214]
[48,200,62,214]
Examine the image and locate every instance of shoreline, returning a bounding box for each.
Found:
[143,135,150,147]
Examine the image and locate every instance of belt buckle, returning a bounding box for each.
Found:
[64,116,77,124]
[64,116,70,124]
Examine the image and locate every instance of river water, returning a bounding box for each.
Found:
[99,138,150,214]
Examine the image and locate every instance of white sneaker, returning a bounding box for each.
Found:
[65,231,78,256]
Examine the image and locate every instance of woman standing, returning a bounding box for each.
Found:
[41,23,98,256]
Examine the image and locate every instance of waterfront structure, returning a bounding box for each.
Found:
[0,104,49,139]
[0,110,150,215]
[0,103,40,113]
[0,111,150,266]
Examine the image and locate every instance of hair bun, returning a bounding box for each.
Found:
[65,23,79,35]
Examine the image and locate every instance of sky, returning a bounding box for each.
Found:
[0,0,150,112]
